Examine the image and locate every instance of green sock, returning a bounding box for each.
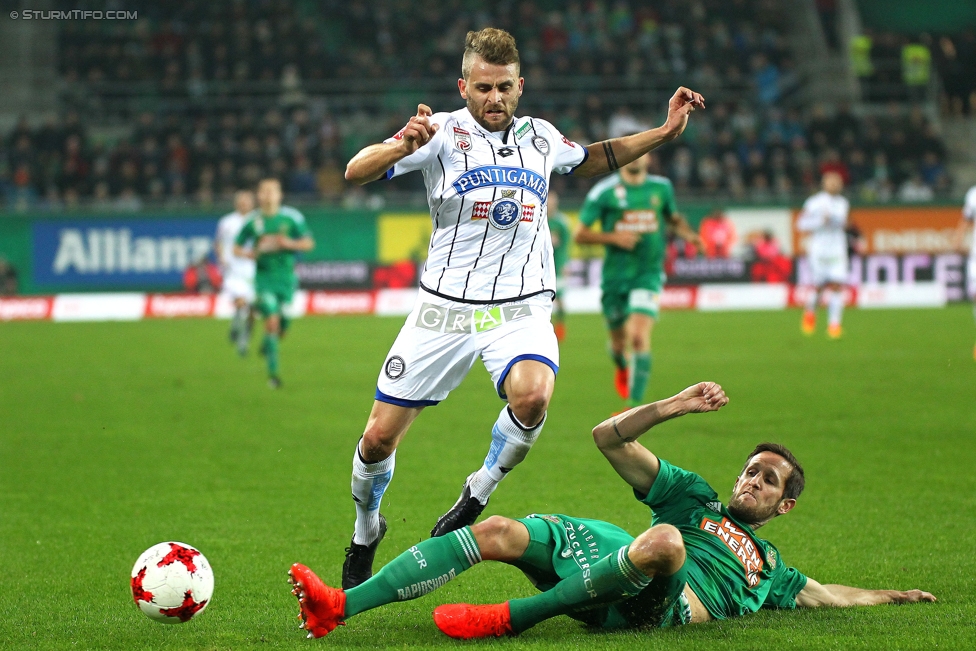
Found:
[508,545,650,633]
[344,527,480,618]
[608,344,627,371]
[280,315,291,337]
[627,352,652,406]
[264,333,279,377]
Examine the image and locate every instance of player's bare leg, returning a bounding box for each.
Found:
[231,297,252,356]
[824,281,844,338]
[343,401,423,588]
[625,313,654,408]
[609,326,629,400]
[432,361,554,537]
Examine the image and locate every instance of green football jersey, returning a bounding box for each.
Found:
[579,173,676,290]
[637,459,808,620]
[548,210,572,278]
[235,207,309,293]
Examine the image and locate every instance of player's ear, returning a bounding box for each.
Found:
[518,77,524,97]
[458,78,467,100]
[777,498,796,516]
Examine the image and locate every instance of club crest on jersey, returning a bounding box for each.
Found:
[488,198,522,230]
[453,127,472,152]
[532,136,550,156]
[384,355,406,380]
[472,199,535,226]
[452,166,548,203]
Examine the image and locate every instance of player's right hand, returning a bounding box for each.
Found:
[676,382,729,414]
[257,234,282,253]
[610,230,641,251]
[399,104,439,154]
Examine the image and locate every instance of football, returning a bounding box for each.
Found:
[130,541,214,624]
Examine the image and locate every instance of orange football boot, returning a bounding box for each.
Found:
[288,563,346,639]
[801,311,816,335]
[554,322,566,342]
[827,324,842,339]
[433,602,514,639]
[614,367,629,400]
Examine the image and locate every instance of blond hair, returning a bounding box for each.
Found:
[461,28,520,79]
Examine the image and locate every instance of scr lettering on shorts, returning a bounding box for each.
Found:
[414,302,531,334]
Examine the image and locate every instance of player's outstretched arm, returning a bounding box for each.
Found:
[796,577,936,608]
[345,104,440,185]
[572,87,705,178]
[592,382,728,494]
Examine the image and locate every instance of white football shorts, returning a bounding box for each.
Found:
[221,272,255,303]
[808,254,849,286]
[375,290,559,406]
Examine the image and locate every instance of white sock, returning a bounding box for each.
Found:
[827,290,844,327]
[805,288,819,313]
[468,406,545,504]
[351,443,395,546]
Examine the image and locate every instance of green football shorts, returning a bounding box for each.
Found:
[600,273,665,329]
[512,514,691,629]
[255,288,294,317]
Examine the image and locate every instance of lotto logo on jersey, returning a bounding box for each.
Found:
[615,210,659,233]
[700,517,764,587]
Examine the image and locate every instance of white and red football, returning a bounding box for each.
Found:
[130,541,214,623]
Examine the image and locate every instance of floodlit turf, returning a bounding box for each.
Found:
[1,306,974,650]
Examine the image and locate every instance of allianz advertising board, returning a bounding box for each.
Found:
[33,219,217,289]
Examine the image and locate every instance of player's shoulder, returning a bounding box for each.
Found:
[279,205,306,223]
[645,174,675,188]
[584,172,622,201]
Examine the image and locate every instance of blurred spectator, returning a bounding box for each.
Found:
[0,257,18,295]
[897,174,935,202]
[699,208,738,258]
[749,230,792,282]
[183,254,222,294]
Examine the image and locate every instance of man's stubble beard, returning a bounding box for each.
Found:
[467,96,519,132]
[726,495,778,527]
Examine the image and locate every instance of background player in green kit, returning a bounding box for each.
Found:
[575,152,702,409]
[234,178,314,388]
[547,191,571,342]
[287,381,934,640]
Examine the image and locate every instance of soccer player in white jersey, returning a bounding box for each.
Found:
[337,27,705,589]
[215,190,256,355]
[957,184,976,359]
[797,172,850,339]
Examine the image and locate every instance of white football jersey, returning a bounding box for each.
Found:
[797,190,850,260]
[385,107,588,303]
[215,211,256,280]
[964,185,976,258]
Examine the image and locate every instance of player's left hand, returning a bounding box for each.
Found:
[663,87,705,139]
[676,381,728,414]
[892,589,937,604]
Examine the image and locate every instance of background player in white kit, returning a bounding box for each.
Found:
[797,172,850,339]
[337,27,705,590]
[215,190,256,356]
[956,184,976,359]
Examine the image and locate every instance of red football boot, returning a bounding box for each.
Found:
[288,563,346,639]
[554,322,566,342]
[614,367,629,400]
[433,602,514,639]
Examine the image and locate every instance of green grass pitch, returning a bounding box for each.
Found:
[1,306,974,650]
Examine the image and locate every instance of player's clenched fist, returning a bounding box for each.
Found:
[677,381,729,414]
[398,104,440,154]
[663,87,705,139]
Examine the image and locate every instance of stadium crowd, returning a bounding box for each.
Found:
[0,0,962,209]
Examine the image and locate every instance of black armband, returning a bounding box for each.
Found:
[603,141,619,171]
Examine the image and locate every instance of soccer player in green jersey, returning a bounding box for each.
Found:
[287,381,934,639]
[234,178,314,388]
[576,152,702,409]
[548,191,571,342]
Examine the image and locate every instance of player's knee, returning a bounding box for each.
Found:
[471,516,526,561]
[629,524,685,576]
[360,425,398,461]
[508,389,549,426]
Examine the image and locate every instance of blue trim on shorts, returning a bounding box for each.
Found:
[496,354,559,400]
[374,388,440,408]
[384,167,395,180]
